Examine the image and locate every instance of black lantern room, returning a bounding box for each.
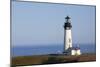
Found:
[64,16,72,30]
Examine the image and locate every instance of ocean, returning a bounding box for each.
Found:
[11,44,96,57]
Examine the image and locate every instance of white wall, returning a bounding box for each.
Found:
[65,29,72,50]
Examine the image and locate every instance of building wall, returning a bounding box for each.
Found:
[76,50,81,55]
[65,29,72,50]
[71,50,76,55]
[71,49,81,55]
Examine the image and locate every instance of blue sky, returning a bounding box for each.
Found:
[12,1,95,46]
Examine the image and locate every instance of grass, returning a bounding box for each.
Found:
[11,53,96,66]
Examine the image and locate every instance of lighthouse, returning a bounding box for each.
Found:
[63,16,81,55]
[64,16,72,51]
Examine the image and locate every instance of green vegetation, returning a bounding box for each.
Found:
[11,54,96,66]
[42,56,64,64]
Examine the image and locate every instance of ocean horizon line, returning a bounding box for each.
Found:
[11,43,95,47]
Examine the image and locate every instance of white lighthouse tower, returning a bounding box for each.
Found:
[63,16,81,55]
[64,16,72,52]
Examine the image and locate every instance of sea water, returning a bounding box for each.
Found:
[11,44,96,57]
